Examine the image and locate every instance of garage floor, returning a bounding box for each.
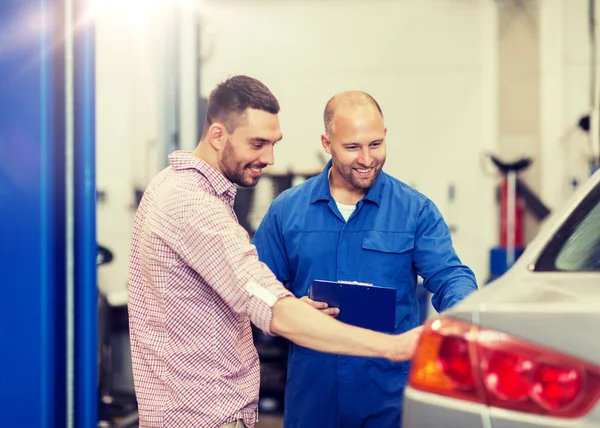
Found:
[256,414,283,428]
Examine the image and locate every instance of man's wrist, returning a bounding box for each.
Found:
[368,332,397,361]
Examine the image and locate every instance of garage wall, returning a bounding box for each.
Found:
[199,0,498,283]
[540,0,600,212]
[95,7,163,305]
[95,0,499,304]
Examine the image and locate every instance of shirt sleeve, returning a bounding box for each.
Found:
[252,195,292,285]
[176,194,292,334]
[413,199,478,312]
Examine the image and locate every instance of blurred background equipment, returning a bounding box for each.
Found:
[97,245,138,428]
[486,154,551,281]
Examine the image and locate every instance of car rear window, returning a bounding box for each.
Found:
[536,182,600,272]
[555,201,600,271]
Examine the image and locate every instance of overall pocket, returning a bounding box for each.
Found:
[361,231,416,328]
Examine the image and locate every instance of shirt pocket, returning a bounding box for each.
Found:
[361,231,416,329]
[362,231,415,254]
[361,231,415,278]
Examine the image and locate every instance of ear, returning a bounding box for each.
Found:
[384,126,387,136]
[207,123,227,151]
[321,134,332,155]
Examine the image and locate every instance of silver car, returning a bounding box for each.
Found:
[403,169,600,428]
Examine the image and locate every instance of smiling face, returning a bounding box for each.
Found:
[219,108,282,187]
[322,105,387,193]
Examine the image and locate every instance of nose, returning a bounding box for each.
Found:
[358,147,373,167]
[259,145,275,166]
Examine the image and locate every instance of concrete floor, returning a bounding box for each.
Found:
[255,414,283,428]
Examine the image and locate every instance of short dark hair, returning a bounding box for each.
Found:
[323,91,383,138]
[202,75,280,137]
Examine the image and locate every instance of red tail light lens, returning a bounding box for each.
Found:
[439,336,475,388]
[484,350,532,402]
[409,318,600,418]
[532,363,583,410]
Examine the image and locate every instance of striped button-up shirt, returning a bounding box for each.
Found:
[128,151,292,428]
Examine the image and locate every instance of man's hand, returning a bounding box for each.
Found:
[300,296,340,317]
[388,325,424,362]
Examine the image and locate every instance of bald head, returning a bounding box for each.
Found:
[323,91,383,138]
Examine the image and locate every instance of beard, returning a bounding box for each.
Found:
[220,138,265,188]
[331,148,385,190]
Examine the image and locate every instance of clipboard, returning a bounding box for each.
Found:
[308,280,396,332]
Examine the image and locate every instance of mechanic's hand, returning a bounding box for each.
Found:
[300,295,340,317]
[389,325,424,362]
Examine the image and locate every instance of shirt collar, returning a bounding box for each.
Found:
[168,150,237,198]
[310,159,385,206]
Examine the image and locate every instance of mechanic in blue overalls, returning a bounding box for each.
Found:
[252,91,478,428]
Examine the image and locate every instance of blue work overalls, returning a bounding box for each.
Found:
[253,161,477,428]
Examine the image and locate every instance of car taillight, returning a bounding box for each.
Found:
[409,318,600,418]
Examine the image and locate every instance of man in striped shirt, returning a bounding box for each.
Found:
[128,75,423,428]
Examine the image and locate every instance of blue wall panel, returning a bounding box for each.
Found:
[0,0,97,426]
[74,0,98,425]
[0,1,66,427]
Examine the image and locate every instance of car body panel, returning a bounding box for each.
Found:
[403,387,491,428]
[449,272,600,366]
[403,170,600,427]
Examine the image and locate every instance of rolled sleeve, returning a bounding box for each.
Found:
[176,194,292,333]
